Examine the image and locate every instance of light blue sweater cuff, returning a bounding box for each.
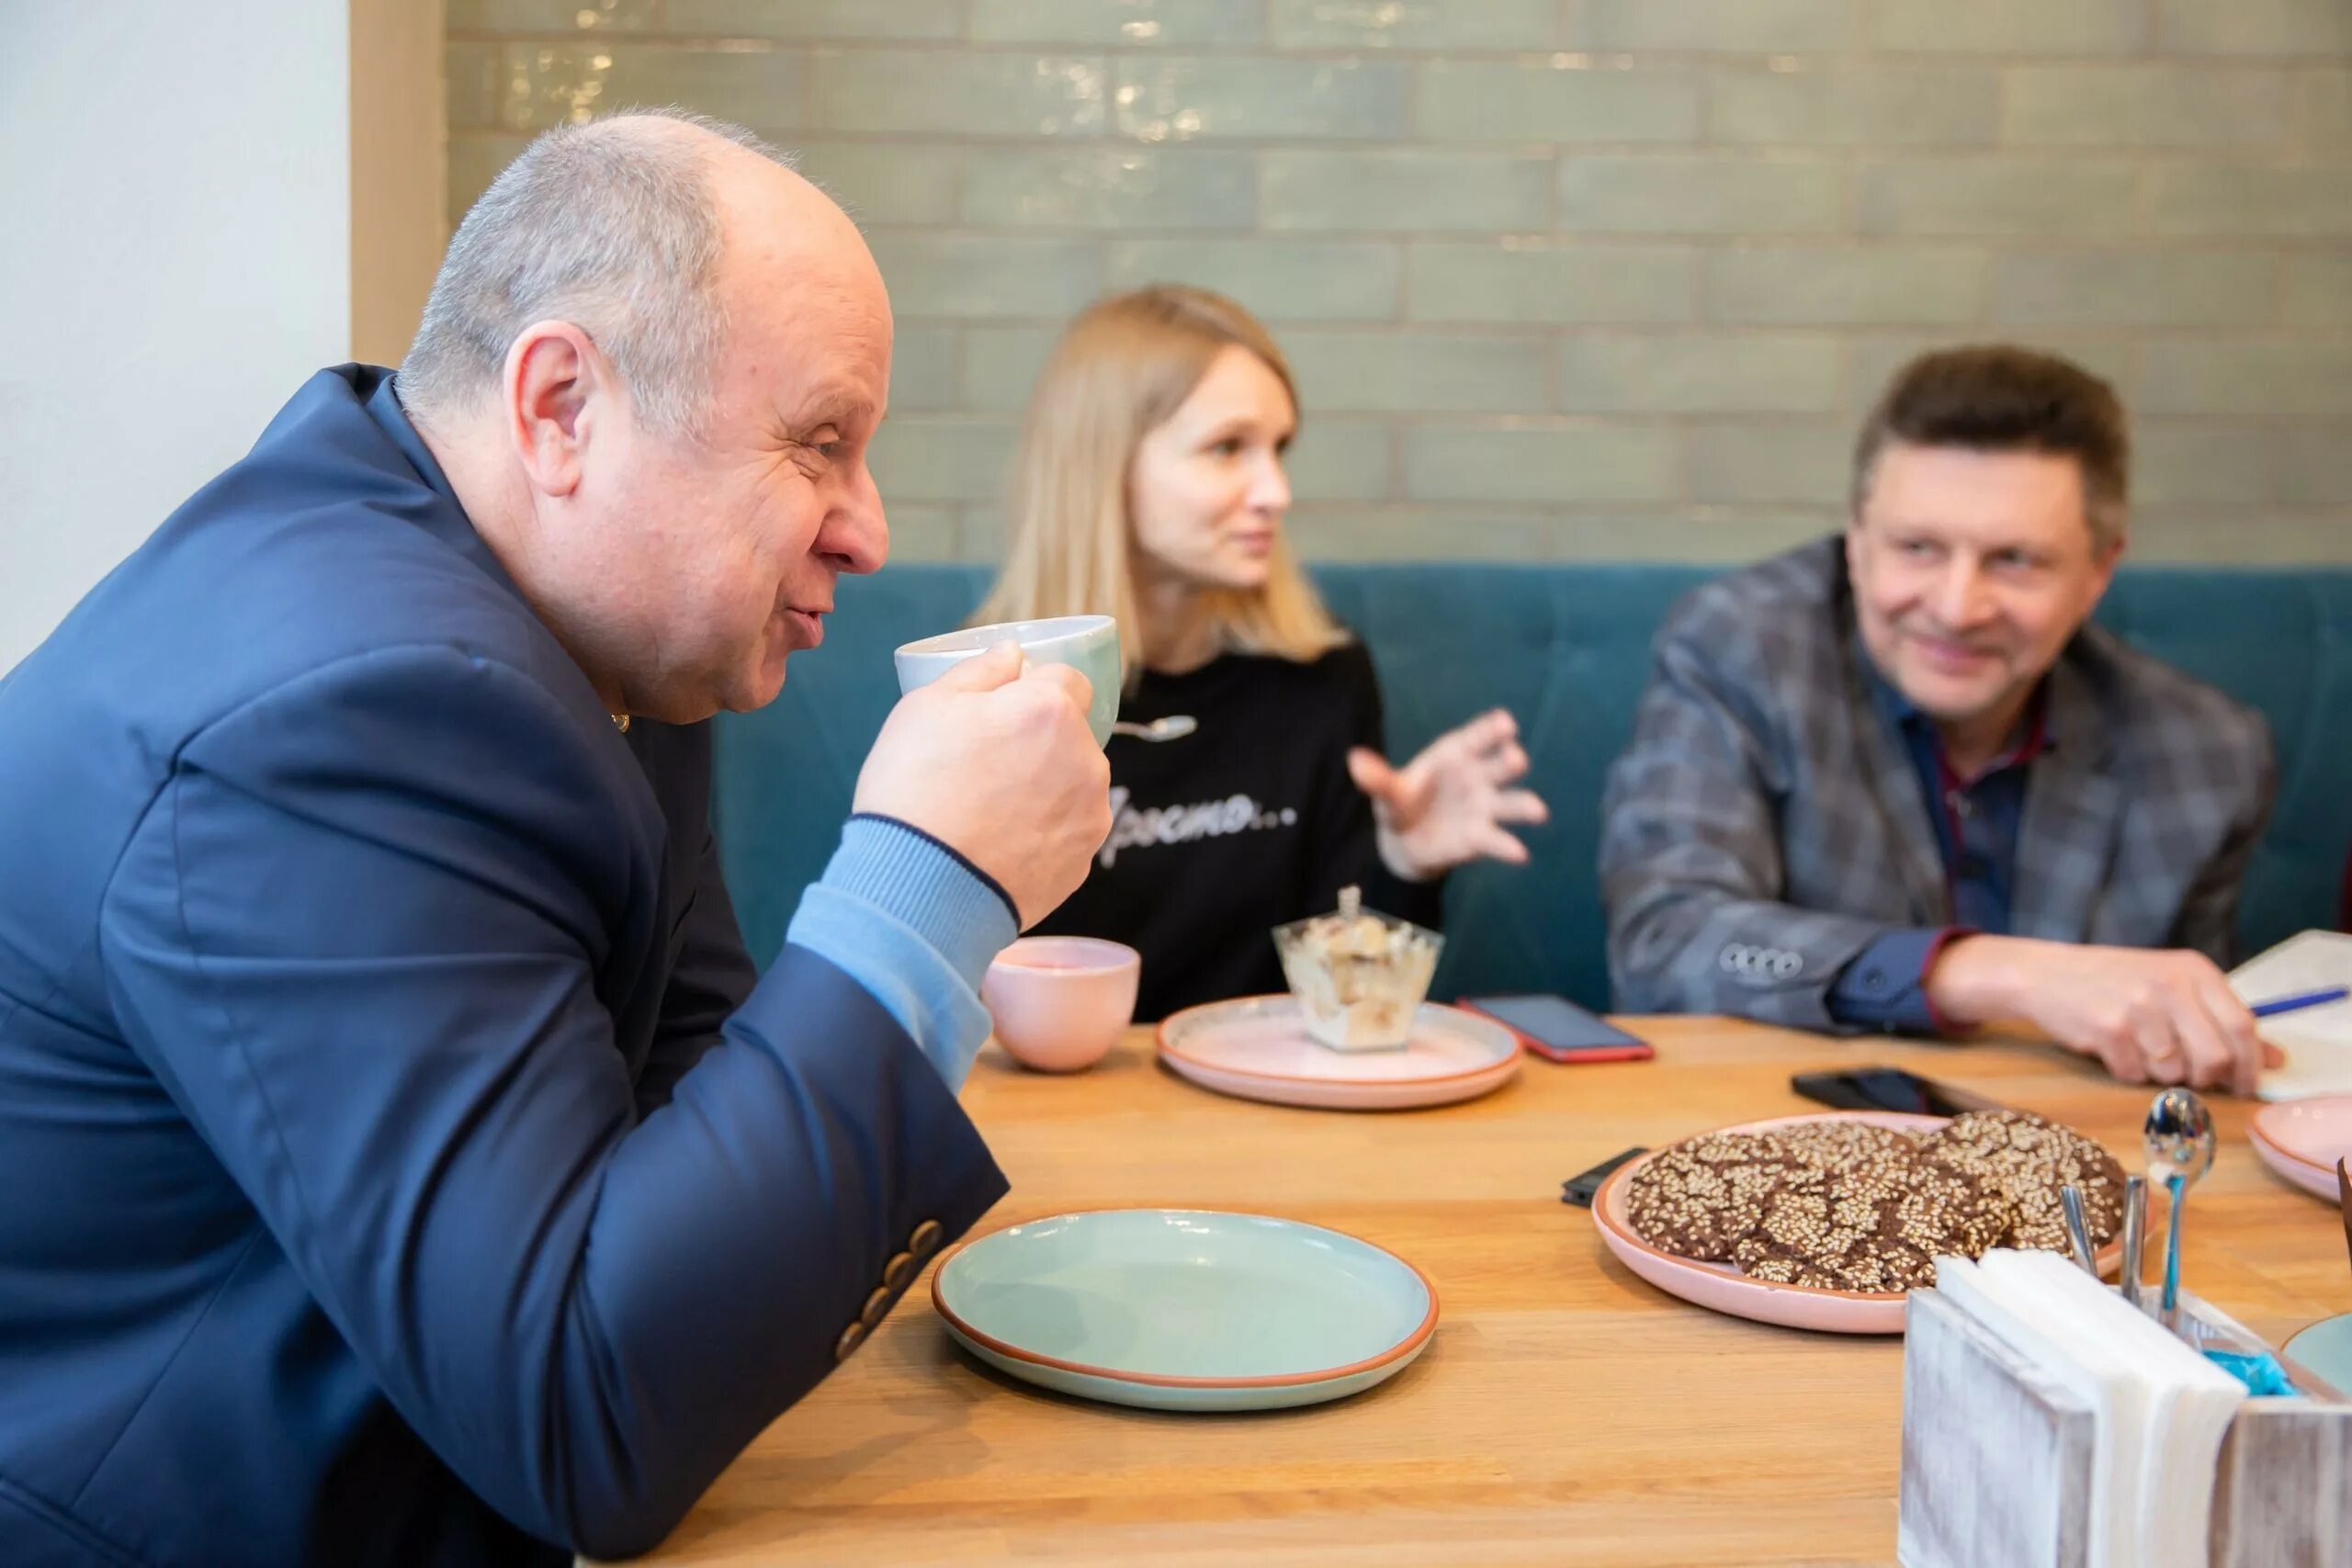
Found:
[785,816,1017,1090]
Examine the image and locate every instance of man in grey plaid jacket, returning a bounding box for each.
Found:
[1601,346,2279,1092]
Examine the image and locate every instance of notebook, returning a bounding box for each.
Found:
[2232,930,2352,1100]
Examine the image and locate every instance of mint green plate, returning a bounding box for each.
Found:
[931,1209,1438,1413]
[2285,1312,2352,1396]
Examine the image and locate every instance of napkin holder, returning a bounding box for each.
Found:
[1898,1288,2352,1568]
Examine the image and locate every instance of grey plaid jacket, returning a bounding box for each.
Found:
[1600,537,2277,1030]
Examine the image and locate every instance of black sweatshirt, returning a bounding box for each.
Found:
[1030,639,1445,1022]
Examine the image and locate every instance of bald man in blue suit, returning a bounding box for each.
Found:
[0,115,1110,1565]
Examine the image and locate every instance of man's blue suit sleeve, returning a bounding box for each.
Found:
[633,829,756,1114]
[96,647,1009,1560]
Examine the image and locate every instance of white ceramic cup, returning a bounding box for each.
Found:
[892,615,1120,747]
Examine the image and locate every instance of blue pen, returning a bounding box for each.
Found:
[2251,985,2351,1019]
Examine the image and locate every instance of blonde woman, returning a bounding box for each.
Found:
[978,286,1545,1021]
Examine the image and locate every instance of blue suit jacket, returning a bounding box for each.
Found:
[0,367,1008,1565]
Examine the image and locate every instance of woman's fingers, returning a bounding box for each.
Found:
[1490,788,1548,826]
[1474,827,1532,865]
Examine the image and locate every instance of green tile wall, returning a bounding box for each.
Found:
[448,0,2352,563]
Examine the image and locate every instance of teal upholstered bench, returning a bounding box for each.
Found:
[714,559,2352,1009]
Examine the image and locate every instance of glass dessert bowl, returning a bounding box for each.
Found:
[1272,886,1443,1052]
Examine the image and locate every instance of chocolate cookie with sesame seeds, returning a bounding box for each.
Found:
[1736,1231,1941,1294]
[1922,1110,2126,1252]
[1732,1169,1913,1291]
[1679,1129,1801,1167]
[1755,1171,1904,1252]
[1625,1134,1819,1263]
[1839,1162,2016,1290]
[1849,1240,1940,1294]
[1732,1243,1850,1291]
[1890,1161,2015,1260]
[1729,1157,2008,1292]
[1770,1119,1928,1182]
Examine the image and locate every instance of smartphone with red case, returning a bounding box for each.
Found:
[1458,994,1655,1063]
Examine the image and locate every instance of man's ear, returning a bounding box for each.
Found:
[502,321,609,501]
[2086,523,2127,604]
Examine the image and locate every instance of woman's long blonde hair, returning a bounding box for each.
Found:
[972,284,1347,684]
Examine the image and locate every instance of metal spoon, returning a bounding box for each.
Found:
[2143,1088,2218,1331]
[2058,1184,2098,1276]
[1111,715,1197,742]
[2336,1157,2351,1280]
[2119,1174,2148,1310]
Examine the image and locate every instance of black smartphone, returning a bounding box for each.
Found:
[1560,1147,1648,1207]
[1789,1066,1998,1118]
[1460,994,1655,1063]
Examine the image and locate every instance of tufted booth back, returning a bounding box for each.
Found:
[715,561,2352,1007]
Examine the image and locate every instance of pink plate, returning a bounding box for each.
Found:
[1592,1111,2121,1336]
[1156,996,1521,1111]
[2249,1097,2352,1200]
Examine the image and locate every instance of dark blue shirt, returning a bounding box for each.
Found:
[1827,665,2052,1033]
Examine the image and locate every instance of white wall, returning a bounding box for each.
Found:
[0,4,352,672]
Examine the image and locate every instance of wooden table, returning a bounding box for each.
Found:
[640,1019,2347,1566]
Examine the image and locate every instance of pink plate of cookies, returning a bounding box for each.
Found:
[1591,1110,2125,1335]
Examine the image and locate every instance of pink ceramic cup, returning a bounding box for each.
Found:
[981,936,1141,1073]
